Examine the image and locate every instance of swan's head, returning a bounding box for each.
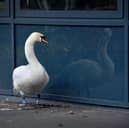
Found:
[29,32,48,44]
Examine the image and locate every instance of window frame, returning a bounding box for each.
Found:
[15,0,123,19]
[0,0,9,17]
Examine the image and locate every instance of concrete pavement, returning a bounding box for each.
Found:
[0,96,129,128]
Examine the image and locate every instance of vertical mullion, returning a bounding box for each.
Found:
[10,0,15,95]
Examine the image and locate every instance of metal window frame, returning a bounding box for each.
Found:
[15,0,123,19]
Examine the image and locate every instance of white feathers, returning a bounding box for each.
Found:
[12,32,49,96]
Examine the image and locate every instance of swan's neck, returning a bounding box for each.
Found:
[97,32,114,75]
[25,38,41,66]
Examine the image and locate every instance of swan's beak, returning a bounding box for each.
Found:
[41,38,48,44]
[41,36,48,44]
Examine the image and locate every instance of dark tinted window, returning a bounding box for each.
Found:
[21,0,117,11]
[0,0,6,10]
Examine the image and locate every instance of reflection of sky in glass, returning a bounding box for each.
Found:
[21,0,117,10]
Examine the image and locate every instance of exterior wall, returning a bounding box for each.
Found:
[0,0,128,107]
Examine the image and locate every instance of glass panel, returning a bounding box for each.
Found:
[0,25,12,90]
[0,0,6,10]
[16,25,126,102]
[21,0,118,11]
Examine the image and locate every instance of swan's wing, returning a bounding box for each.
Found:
[12,65,49,95]
[13,65,30,79]
[12,65,31,88]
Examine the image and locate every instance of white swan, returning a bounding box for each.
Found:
[12,32,49,104]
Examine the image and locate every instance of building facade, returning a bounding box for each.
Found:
[0,0,128,107]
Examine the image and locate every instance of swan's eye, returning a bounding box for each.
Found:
[40,36,45,40]
[40,36,48,44]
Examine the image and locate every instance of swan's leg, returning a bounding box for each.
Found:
[19,91,27,105]
[13,88,18,95]
[36,94,40,104]
[22,97,27,105]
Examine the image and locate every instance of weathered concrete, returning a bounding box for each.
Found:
[0,96,129,128]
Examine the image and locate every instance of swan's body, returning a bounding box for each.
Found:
[12,32,49,101]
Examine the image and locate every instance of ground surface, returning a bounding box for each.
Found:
[0,96,129,128]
